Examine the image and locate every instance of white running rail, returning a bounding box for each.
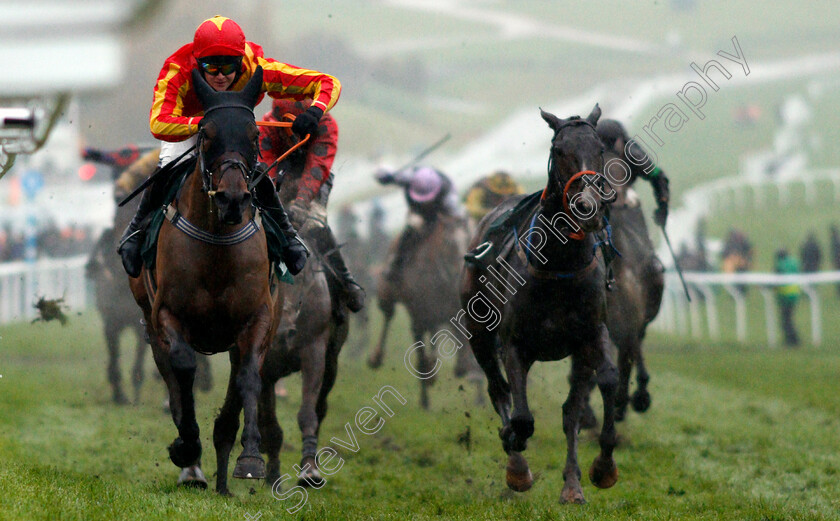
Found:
[0,255,88,324]
[653,270,840,346]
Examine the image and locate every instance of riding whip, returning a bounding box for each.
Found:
[395,133,451,172]
[660,225,692,302]
[117,145,197,207]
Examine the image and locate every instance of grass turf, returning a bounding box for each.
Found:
[1,308,839,520]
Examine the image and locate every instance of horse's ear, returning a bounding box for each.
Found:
[241,66,263,108]
[540,108,565,133]
[192,68,215,107]
[586,103,602,126]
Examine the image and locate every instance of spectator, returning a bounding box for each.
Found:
[800,232,822,272]
[831,224,840,298]
[774,249,801,347]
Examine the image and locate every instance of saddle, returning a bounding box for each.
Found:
[140,157,293,285]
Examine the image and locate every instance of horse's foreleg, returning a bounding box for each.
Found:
[501,345,534,493]
[368,297,394,369]
[105,321,128,405]
[214,349,242,495]
[614,339,633,422]
[471,335,511,423]
[589,325,620,491]
[232,310,271,481]
[576,372,599,430]
[296,332,329,488]
[157,310,202,474]
[560,356,593,504]
[631,338,651,413]
[258,373,283,489]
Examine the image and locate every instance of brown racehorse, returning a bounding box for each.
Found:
[129,67,282,492]
[461,105,620,503]
[86,150,212,406]
[86,226,147,405]
[368,214,473,409]
[257,224,349,491]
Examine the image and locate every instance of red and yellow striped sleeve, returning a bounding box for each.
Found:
[256,56,341,113]
[149,61,202,142]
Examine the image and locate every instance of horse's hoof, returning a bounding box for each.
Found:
[505,451,533,492]
[177,465,207,489]
[589,455,619,489]
[233,455,266,480]
[112,391,129,405]
[168,437,201,468]
[559,486,587,504]
[367,352,383,369]
[631,390,651,412]
[297,466,324,488]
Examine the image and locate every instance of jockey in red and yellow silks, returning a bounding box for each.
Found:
[257,98,366,312]
[149,19,340,142]
[117,15,338,282]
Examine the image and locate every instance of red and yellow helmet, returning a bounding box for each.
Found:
[192,15,246,59]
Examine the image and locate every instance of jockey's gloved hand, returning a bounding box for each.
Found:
[374,168,395,184]
[288,199,309,229]
[83,147,103,162]
[291,106,323,139]
[653,204,668,227]
[284,236,309,275]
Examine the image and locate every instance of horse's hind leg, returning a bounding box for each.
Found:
[258,371,283,489]
[214,349,242,496]
[105,321,128,405]
[131,325,147,405]
[631,334,651,413]
[614,339,633,422]
[195,354,213,393]
[576,372,598,430]
[368,295,395,369]
[589,325,620,492]
[296,332,329,488]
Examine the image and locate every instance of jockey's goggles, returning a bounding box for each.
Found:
[198,58,241,76]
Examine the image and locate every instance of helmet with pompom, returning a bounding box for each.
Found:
[408,167,443,203]
[193,15,246,59]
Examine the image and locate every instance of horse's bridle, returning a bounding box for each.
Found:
[541,117,614,239]
[195,107,260,197]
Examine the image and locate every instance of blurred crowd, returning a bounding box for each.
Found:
[0,222,97,262]
[675,221,840,347]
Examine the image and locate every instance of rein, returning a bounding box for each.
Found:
[251,113,311,189]
[513,212,599,281]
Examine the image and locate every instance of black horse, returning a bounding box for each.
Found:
[257,225,349,491]
[460,105,619,503]
[580,147,664,426]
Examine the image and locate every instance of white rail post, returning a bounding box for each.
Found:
[758,287,778,347]
[688,286,703,339]
[723,285,747,342]
[800,285,822,346]
[697,284,719,340]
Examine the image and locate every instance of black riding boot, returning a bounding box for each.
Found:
[254,176,309,275]
[313,226,366,313]
[118,178,166,277]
